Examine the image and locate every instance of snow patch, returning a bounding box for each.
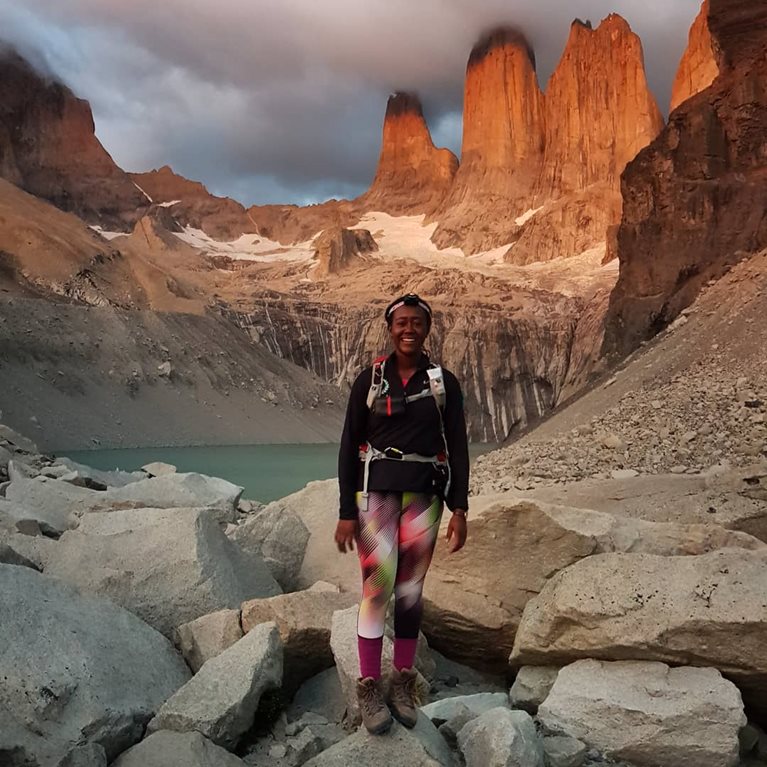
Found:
[515,206,542,227]
[158,200,181,208]
[174,227,315,263]
[133,182,153,203]
[90,225,126,241]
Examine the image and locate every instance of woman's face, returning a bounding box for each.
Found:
[389,305,429,357]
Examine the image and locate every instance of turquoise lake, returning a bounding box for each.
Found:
[65,443,497,503]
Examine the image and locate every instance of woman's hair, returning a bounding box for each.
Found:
[384,293,432,330]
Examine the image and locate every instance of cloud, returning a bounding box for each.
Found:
[0,0,703,205]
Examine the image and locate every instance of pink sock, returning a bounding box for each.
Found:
[358,636,384,679]
[393,637,418,671]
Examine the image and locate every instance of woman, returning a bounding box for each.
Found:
[335,293,469,734]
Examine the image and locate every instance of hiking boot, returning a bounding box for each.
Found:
[388,667,419,728]
[357,677,392,734]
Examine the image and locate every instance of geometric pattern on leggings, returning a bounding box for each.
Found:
[356,490,443,639]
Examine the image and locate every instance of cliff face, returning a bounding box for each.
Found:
[312,227,378,278]
[0,51,148,230]
[505,16,663,265]
[670,0,719,112]
[603,0,767,357]
[359,92,458,215]
[430,28,545,254]
[428,19,663,264]
[130,166,256,240]
[221,282,585,443]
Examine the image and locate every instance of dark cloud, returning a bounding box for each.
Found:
[0,0,703,205]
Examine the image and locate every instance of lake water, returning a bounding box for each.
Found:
[65,443,497,503]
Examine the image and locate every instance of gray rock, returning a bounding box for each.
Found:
[0,530,57,570]
[8,459,39,481]
[241,589,356,694]
[329,605,434,726]
[421,692,509,724]
[148,622,283,749]
[230,505,310,591]
[0,540,37,569]
[437,704,475,748]
[510,666,560,713]
[538,660,745,767]
[303,714,455,766]
[458,707,544,767]
[542,735,588,767]
[58,742,108,767]
[0,564,190,766]
[286,726,324,764]
[101,473,243,520]
[0,444,12,470]
[53,458,143,488]
[112,730,247,767]
[40,464,74,480]
[287,668,346,725]
[0,424,38,453]
[46,507,281,637]
[174,608,244,673]
[511,550,767,721]
[3,478,96,534]
[142,461,178,477]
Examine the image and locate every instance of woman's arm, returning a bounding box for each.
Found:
[338,370,370,520]
[443,372,470,514]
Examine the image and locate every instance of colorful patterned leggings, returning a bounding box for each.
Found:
[356,491,443,639]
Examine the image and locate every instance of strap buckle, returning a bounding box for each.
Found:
[383,447,404,460]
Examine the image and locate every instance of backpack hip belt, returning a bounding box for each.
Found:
[357,444,450,512]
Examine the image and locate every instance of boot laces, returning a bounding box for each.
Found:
[393,672,420,706]
[360,679,384,716]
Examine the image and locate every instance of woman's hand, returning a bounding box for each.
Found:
[445,511,467,553]
[335,519,358,553]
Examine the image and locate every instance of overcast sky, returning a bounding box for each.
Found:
[1,0,702,206]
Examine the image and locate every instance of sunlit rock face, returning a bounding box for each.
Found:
[506,16,663,266]
[129,166,256,241]
[359,92,458,216]
[429,28,546,255]
[603,0,767,357]
[427,18,663,266]
[670,0,720,113]
[0,50,148,230]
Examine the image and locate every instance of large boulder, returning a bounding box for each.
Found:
[3,478,99,534]
[329,605,434,725]
[53,457,146,489]
[241,589,357,694]
[0,564,190,766]
[0,529,58,570]
[174,609,244,673]
[509,666,560,713]
[423,500,764,672]
[148,622,283,750]
[457,707,544,767]
[229,504,310,591]
[303,714,455,766]
[45,507,281,637]
[538,660,745,767]
[112,730,247,767]
[511,549,767,722]
[98,473,243,520]
[267,480,358,591]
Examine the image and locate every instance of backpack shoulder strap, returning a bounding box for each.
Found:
[366,356,388,410]
[426,364,446,410]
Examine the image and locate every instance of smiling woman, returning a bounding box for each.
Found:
[334,292,470,734]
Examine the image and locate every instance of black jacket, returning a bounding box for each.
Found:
[338,353,470,520]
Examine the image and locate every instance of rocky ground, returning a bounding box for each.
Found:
[472,249,767,493]
[3,388,767,767]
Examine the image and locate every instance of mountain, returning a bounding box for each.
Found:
[429,28,545,254]
[129,166,256,240]
[603,0,767,357]
[0,49,148,230]
[358,92,458,216]
[670,0,719,112]
[506,16,664,265]
[426,18,663,265]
